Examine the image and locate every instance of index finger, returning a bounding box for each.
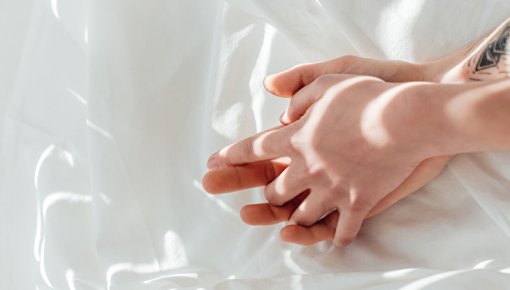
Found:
[202,160,288,194]
[240,191,309,225]
[207,124,297,169]
[263,57,359,97]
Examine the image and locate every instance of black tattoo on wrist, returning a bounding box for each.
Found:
[475,25,510,72]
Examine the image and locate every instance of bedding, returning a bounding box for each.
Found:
[2,0,510,289]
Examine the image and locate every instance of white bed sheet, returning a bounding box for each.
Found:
[2,0,510,289]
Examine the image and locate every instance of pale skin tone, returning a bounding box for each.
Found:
[203,17,510,247]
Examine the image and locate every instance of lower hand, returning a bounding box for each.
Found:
[207,74,448,246]
[203,156,449,245]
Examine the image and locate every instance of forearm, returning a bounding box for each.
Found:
[465,17,510,81]
[423,17,510,83]
[416,79,510,156]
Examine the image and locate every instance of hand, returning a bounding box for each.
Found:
[207,74,445,247]
[203,54,458,246]
[203,156,450,245]
[261,42,484,106]
[261,31,504,105]
[203,53,457,246]
[203,18,510,246]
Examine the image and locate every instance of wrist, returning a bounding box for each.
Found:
[407,79,510,157]
[369,81,451,161]
[444,79,510,152]
[398,82,458,158]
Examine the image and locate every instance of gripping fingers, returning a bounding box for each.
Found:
[264,164,308,206]
[208,124,297,169]
[202,160,287,194]
[263,56,361,97]
[288,194,331,226]
[280,211,339,246]
[281,74,342,124]
[240,191,309,225]
[333,209,367,248]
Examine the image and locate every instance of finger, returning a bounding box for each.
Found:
[207,124,297,169]
[264,56,419,98]
[281,74,340,124]
[288,194,331,226]
[280,211,339,246]
[264,163,309,206]
[240,191,309,225]
[202,160,288,194]
[264,57,360,97]
[333,209,367,248]
[207,125,284,169]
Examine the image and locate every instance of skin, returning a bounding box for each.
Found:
[203,156,449,245]
[203,17,510,247]
[208,76,451,247]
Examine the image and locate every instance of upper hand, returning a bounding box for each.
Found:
[260,49,478,105]
[207,74,436,247]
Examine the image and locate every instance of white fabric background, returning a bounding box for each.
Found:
[2,0,510,289]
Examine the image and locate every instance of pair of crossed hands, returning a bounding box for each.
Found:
[202,38,488,246]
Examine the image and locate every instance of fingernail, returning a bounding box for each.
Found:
[281,108,290,124]
[264,74,274,84]
[334,239,350,248]
[263,74,275,91]
[207,157,221,170]
[286,219,297,226]
[279,111,286,124]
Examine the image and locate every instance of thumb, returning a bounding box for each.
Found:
[264,55,421,98]
[263,56,355,97]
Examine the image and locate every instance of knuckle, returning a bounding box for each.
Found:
[293,215,306,225]
[324,187,340,202]
[336,55,358,66]
[280,135,294,154]
[289,131,304,152]
[286,103,301,120]
[291,210,306,225]
[336,191,369,215]
[292,63,312,71]
[302,163,322,180]
[242,137,255,162]
[331,55,359,72]
[289,127,317,153]
[287,125,309,152]
[348,193,369,212]
[313,74,337,86]
[263,162,277,182]
[360,75,383,84]
[307,135,323,151]
[264,186,284,206]
[223,149,235,166]
[334,236,354,248]
[294,217,311,227]
[290,63,316,85]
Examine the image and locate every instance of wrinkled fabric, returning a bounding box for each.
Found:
[2,0,510,289]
